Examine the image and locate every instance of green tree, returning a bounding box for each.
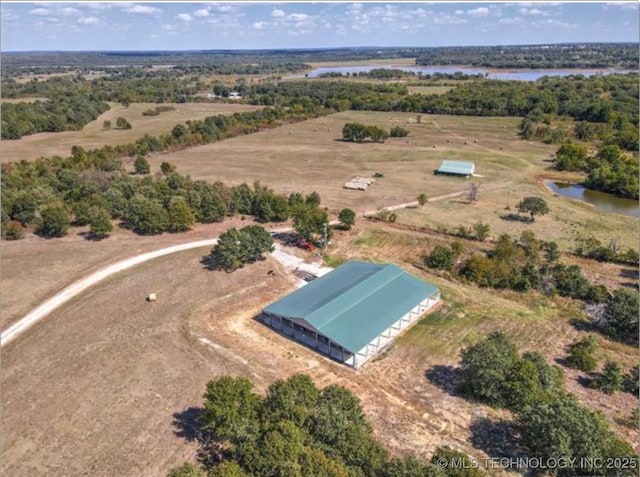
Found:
[517,394,636,476]
[160,162,176,175]
[602,288,639,344]
[262,374,319,427]
[592,361,623,394]
[36,205,70,238]
[89,207,114,239]
[208,226,274,272]
[516,196,549,222]
[134,155,151,175]
[126,194,168,235]
[426,244,460,271]
[342,123,367,142]
[293,206,328,241]
[103,120,112,130]
[208,462,250,477]
[10,191,38,225]
[232,183,255,215]
[305,191,321,208]
[622,365,639,395]
[115,117,132,130]
[167,196,196,232]
[555,141,588,171]
[472,222,490,242]
[458,332,520,407]
[417,193,428,207]
[200,376,261,445]
[566,336,597,373]
[338,208,356,230]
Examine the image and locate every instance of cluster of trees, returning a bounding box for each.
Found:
[342,123,389,143]
[574,234,639,265]
[207,226,274,272]
[1,150,304,239]
[555,143,639,199]
[1,96,110,139]
[426,231,612,304]
[457,332,636,476]
[415,43,639,69]
[169,373,484,477]
[566,335,638,395]
[319,69,485,81]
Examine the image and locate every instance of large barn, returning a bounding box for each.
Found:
[436,160,476,177]
[261,261,440,368]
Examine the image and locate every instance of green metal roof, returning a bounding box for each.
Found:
[263,261,439,354]
[437,160,475,175]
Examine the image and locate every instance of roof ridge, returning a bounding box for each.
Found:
[306,263,403,336]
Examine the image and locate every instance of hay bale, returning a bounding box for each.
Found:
[147,293,157,302]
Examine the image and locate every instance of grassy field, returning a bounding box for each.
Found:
[1,102,261,163]
[150,110,556,213]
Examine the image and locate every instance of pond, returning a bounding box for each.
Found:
[545,181,640,218]
[302,65,634,81]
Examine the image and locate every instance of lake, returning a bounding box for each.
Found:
[545,181,640,218]
[303,65,634,81]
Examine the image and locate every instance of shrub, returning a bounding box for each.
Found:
[3,222,23,240]
[89,207,114,239]
[472,222,490,241]
[426,245,459,270]
[516,196,549,222]
[115,117,132,130]
[566,336,597,373]
[160,162,176,175]
[591,361,623,394]
[389,125,409,137]
[167,196,196,232]
[208,225,274,272]
[133,155,151,175]
[338,208,356,230]
[602,288,639,344]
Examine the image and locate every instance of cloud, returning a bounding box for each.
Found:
[125,4,161,15]
[194,8,210,17]
[61,7,81,16]
[176,13,193,22]
[288,13,309,21]
[29,8,49,16]
[519,8,549,16]
[78,16,99,25]
[272,8,285,18]
[252,21,267,30]
[161,24,176,31]
[467,7,490,16]
[499,17,525,25]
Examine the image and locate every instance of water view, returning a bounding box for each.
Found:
[304,65,633,81]
[546,181,640,218]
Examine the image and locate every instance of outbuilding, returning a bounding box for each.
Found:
[261,261,440,368]
[436,160,475,177]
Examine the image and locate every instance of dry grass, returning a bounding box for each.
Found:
[1,102,261,163]
[0,218,258,331]
[1,97,49,103]
[150,111,555,214]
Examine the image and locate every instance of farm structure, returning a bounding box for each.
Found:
[344,176,375,191]
[261,261,440,368]
[435,160,475,177]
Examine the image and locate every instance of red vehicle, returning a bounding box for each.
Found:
[297,238,316,251]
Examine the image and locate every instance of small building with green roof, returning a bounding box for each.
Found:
[261,261,440,368]
[436,160,475,177]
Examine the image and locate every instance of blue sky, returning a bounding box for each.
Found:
[2,2,638,51]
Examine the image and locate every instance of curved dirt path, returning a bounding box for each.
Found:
[1,238,218,347]
[1,188,471,348]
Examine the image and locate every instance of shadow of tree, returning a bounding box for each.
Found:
[500,213,530,223]
[470,417,526,467]
[425,365,461,396]
[620,268,639,280]
[172,407,223,468]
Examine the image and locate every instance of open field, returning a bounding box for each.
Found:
[3,219,636,476]
[150,111,556,214]
[0,218,258,331]
[1,102,261,163]
[394,179,639,251]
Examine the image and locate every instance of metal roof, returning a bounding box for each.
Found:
[437,160,475,175]
[263,261,439,353]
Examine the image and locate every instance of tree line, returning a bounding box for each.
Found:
[1,96,110,139]
[169,373,485,477]
[415,43,639,69]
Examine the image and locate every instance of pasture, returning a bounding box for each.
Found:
[1,102,261,163]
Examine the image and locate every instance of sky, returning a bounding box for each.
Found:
[1,2,638,51]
